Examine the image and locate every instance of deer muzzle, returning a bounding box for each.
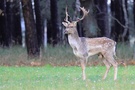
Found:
[64,30,68,34]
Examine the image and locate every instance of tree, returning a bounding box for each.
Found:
[111,0,121,41]
[80,0,98,37]
[12,0,22,45]
[0,0,22,46]
[94,0,110,37]
[121,0,129,41]
[0,0,6,46]
[133,0,135,59]
[21,0,40,59]
[6,0,14,46]
[34,0,44,48]
[50,0,59,45]
[134,0,135,24]
[111,0,129,42]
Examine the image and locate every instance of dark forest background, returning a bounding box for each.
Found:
[0,0,135,59]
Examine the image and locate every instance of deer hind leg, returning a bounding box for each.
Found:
[80,57,87,80]
[102,59,111,80]
[105,54,118,80]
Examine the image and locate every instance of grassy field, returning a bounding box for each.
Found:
[0,65,135,90]
[0,43,134,66]
[0,43,135,90]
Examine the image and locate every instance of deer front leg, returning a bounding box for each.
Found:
[103,59,111,80]
[80,58,87,80]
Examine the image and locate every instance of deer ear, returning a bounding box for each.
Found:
[62,22,68,27]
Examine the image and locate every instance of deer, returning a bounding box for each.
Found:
[62,7,118,80]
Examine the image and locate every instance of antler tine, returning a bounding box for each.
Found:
[76,7,89,22]
[64,6,70,23]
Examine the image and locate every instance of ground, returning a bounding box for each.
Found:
[0,66,135,90]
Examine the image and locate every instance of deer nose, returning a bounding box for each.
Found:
[64,30,68,34]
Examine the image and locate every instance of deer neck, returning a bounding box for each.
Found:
[68,29,79,40]
[67,29,81,48]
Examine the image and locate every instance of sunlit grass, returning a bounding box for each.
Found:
[0,66,135,90]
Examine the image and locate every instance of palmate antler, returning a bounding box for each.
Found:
[75,7,89,22]
[64,7,89,24]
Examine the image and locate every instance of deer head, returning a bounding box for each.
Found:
[62,7,89,34]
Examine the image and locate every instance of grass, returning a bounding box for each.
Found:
[0,43,134,66]
[0,66,135,90]
[0,43,134,89]
[116,43,134,60]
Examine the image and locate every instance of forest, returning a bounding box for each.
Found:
[0,0,135,63]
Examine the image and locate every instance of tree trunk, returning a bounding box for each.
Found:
[21,0,40,59]
[134,0,135,59]
[111,0,125,41]
[34,0,44,48]
[0,0,6,46]
[13,0,22,45]
[44,19,47,47]
[134,0,135,24]
[121,0,129,41]
[94,0,110,38]
[50,0,59,45]
[6,0,14,46]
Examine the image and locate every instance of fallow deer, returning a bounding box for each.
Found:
[62,7,118,80]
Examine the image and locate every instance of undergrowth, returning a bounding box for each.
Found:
[0,43,134,66]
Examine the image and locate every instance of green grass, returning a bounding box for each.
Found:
[0,66,135,90]
[116,43,134,60]
[0,43,134,89]
[0,43,134,66]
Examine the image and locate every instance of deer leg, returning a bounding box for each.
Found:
[103,59,111,80]
[80,58,87,80]
[106,55,118,80]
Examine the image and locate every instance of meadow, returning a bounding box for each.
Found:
[0,43,134,66]
[0,66,135,90]
[0,43,135,90]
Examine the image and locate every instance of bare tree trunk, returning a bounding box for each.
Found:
[5,0,14,47]
[134,0,135,24]
[44,19,47,48]
[34,0,44,48]
[122,0,128,41]
[133,0,135,59]
[94,0,110,37]
[0,0,22,46]
[13,0,22,45]
[0,0,7,46]
[50,0,59,45]
[21,0,40,59]
[111,0,124,41]
[133,0,135,25]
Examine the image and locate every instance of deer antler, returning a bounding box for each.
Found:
[64,7,70,23]
[76,7,89,22]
